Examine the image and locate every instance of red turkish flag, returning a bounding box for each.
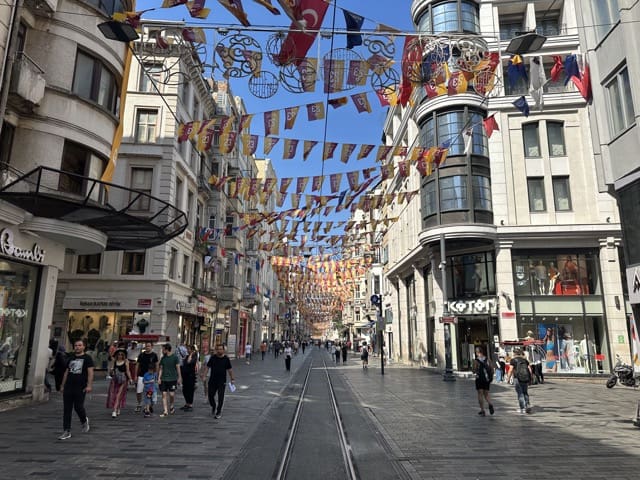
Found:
[276,0,329,66]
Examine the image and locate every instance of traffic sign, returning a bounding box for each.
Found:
[370,294,381,305]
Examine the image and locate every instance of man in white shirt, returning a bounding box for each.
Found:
[245,342,252,365]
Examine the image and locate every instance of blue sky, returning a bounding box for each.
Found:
[136,1,417,247]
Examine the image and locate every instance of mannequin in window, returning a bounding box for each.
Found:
[548,262,559,295]
[562,256,578,280]
[534,261,548,295]
[579,334,595,373]
[472,262,484,293]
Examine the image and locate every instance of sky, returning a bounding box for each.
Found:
[135,1,417,250]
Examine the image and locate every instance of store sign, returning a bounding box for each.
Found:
[79,300,121,308]
[0,307,27,317]
[137,299,152,308]
[627,265,640,304]
[448,297,498,315]
[176,301,195,313]
[0,228,45,263]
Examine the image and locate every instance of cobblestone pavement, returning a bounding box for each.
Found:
[1,347,639,479]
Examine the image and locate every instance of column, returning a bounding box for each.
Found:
[397,276,409,364]
[495,240,517,342]
[599,237,629,360]
[413,264,428,366]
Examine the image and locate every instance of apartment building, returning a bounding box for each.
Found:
[0,2,188,405]
[379,0,627,376]
[574,1,640,330]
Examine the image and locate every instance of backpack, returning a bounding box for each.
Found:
[515,358,531,383]
[477,359,493,383]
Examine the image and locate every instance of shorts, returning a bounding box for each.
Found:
[475,379,491,391]
[136,377,144,394]
[159,381,177,392]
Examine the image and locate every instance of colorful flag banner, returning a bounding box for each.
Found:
[276,0,329,66]
[241,133,259,155]
[347,59,368,86]
[329,173,342,193]
[322,142,338,160]
[279,178,292,194]
[263,136,280,154]
[296,176,309,194]
[324,58,345,93]
[282,138,299,159]
[463,127,474,156]
[483,114,499,138]
[357,144,375,160]
[351,92,372,113]
[375,145,392,162]
[306,101,325,121]
[513,95,530,117]
[264,110,280,136]
[311,175,324,191]
[529,56,547,110]
[328,97,348,109]
[343,10,364,49]
[238,114,254,132]
[346,171,359,190]
[303,140,318,160]
[340,144,356,164]
[284,106,299,129]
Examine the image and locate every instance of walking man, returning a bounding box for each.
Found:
[203,344,235,419]
[134,342,158,413]
[158,343,182,417]
[507,348,533,414]
[260,341,267,360]
[245,341,252,365]
[59,339,94,440]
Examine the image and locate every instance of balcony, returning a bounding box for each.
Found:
[0,166,188,250]
[224,234,242,252]
[219,285,241,303]
[8,52,46,113]
[24,0,57,16]
[197,174,212,197]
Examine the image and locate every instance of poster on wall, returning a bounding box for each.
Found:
[227,334,237,359]
[538,323,584,373]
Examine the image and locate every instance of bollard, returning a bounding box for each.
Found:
[634,400,640,428]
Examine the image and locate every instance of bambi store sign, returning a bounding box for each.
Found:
[0,228,46,263]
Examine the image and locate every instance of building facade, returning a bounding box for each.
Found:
[380,0,628,375]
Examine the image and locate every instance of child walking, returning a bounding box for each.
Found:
[142,363,158,418]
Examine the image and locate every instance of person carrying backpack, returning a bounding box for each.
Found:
[472,346,495,416]
[507,348,533,414]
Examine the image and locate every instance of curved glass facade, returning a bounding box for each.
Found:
[420,109,488,157]
[416,0,480,34]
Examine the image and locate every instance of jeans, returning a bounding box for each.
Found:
[208,382,226,414]
[495,369,503,382]
[62,385,87,431]
[514,379,530,409]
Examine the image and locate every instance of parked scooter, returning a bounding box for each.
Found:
[606,355,638,388]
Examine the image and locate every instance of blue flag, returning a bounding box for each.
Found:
[563,54,580,85]
[513,96,530,117]
[343,10,364,49]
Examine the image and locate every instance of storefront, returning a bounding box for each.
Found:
[168,297,200,348]
[449,296,499,371]
[511,250,611,374]
[61,297,154,370]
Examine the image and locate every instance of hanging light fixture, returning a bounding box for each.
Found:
[98,21,139,42]
[506,31,547,55]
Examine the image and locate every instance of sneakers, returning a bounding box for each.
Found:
[516,408,526,414]
[214,413,221,419]
[169,406,175,415]
[58,430,71,440]
[144,412,151,418]
[82,418,90,433]
[111,411,117,418]
[525,407,532,414]
[488,404,495,415]
[135,405,142,413]
[159,411,169,417]
[477,410,486,416]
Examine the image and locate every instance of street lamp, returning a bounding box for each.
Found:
[98,21,139,42]
[505,31,547,55]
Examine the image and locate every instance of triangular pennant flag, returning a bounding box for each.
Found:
[303,140,318,160]
[351,92,372,113]
[357,144,375,160]
[284,106,299,129]
[307,101,325,121]
[263,136,279,154]
[512,95,530,117]
[483,114,499,138]
[340,144,356,163]
[264,110,279,136]
[343,10,364,49]
[282,138,298,159]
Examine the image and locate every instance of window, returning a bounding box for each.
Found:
[536,11,561,36]
[122,252,145,274]
[421,110,488,157]
[175,177,183,210]
[139,63,163,92]
[192,261,200,289]
[592,0,619,41]
[182,254,189,283]
[417,1,479,34]
[547,121,566,156]
[527,177,546,212]
[73,51,118,113]
[59,141,89,195]
[16,23,26,54]
[0,122,15,168]
[472,175,492,210]
[499,15,524,40]
[208,214,216,228]
[552,176,572,211]
[86,0,124,16]
[187,190,194,227]
[169,247,177,279]
[373,275,381,295]
[225,215,234,235]
[448,252,496,297]
[605,66,635,136]
[129,167,153,210]
[77,254,101,274]
[135,109,158,143]
[523,123,541,157]
[440,176,468,211]
[223,253,234,285]
[423,181,437,216]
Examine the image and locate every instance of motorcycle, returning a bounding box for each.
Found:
[606,355,638,388]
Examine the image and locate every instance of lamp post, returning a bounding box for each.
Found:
[441,233,456,382]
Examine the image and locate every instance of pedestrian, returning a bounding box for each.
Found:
[507,347,533,414]
[334,342,341,364]
[301,341,306,354]
[180,345,199,411]
[134,342,159,413]
[530,344,545,384]
[273,340,280,359]
[158,343,182,418]
[341,343,348,363]
[58,339,93,440]
[106,349,131,418]
[45,339,57,393]
[472,346,495,416]
[142,362,158,418]
[495,356,506,383]
[126,341,140,384]
[360,344,369,369]
[284,343,293,371]
[245,342,252,365]
[51,345,67,391]
[203,344,235,419]
[260,341,267,360]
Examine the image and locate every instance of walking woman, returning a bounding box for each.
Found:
[472,346,494,416]
[180,345,199,411]
[106,349,131,418]
[284,343,293,371]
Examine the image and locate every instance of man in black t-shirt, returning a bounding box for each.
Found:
[134,342,159,412]
[59,340,94,440]
[202,344,235,419]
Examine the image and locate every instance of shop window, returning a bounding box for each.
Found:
[512,252,600,297]
[59,140,89,195]
[0,259,40,394]
[547,121,566,156]
[523,123,541,157]
[128,167,153,211]
[605,65,635,136]
[552,176,572,211]
[448,251,495,297]
[430,110,488,157]
[135,109,158,143]
[440,175,468,211]
[527,177,546,212]
[472,175,492,211]
[139,63,163,93]
[77,253,101,274]
[122,251,145,275]
[72,50,118,114]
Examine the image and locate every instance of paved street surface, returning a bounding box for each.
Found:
[1,347,639,479]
